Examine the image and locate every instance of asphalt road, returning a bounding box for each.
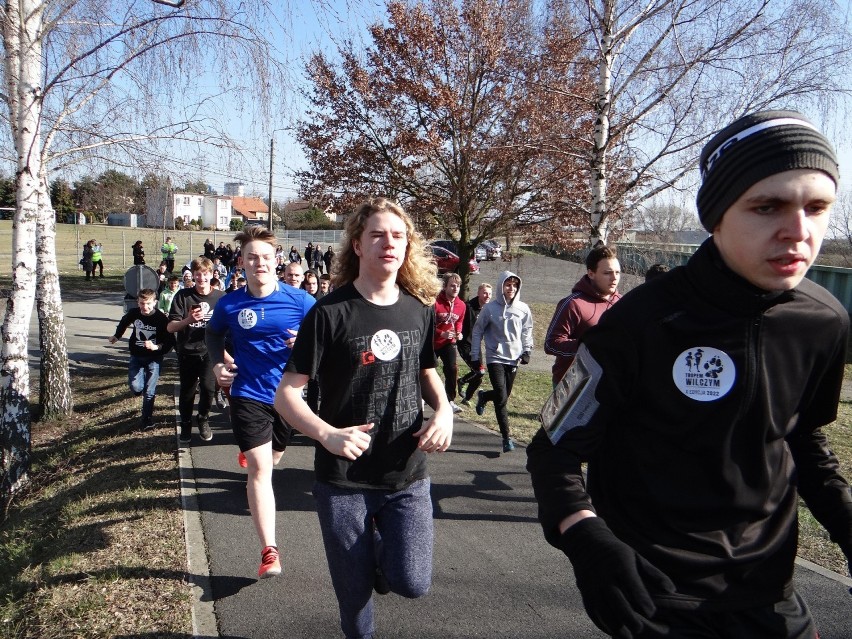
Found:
[40,259,852,639]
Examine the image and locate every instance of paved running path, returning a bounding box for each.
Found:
[184,410,852,639]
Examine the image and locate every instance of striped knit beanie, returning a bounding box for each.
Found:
[696,110,839,232]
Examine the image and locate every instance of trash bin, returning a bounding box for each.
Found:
[123,264,160,313]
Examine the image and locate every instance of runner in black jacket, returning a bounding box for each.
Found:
[527,110,852,639]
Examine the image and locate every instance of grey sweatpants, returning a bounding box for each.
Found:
[313,478,434,639]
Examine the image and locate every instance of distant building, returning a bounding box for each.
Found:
[144,188,232,230]
[107,212,139,227]
[283,199,338,223]
[223,182,245,197]
[228,196,269,224]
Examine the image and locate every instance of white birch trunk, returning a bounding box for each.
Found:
[589,0,614,246]
[1,0,45,514]
[36,171,72,418]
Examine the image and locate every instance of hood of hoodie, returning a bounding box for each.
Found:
[496,270,522,306]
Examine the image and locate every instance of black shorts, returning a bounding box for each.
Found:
[229,395,292,453]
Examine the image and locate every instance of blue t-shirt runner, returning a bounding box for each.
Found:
[207,281,314,404]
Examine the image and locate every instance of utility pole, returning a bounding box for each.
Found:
[268,137,274,231]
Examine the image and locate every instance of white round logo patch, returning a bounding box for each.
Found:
[370,329,402,361]
[238,308,257,329]
[672,347,736,402]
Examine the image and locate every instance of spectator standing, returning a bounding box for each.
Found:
[90,239,104,277]
[215,241,228,263]
[288,245,301,263]
[456,282,492,405]
[433,272,466,413]
[168,257,225,444]
[108,288,174,430]
[207,225,315,578]
[132,240,145,265]
[319,273,331,296]
[81,240,94,281]
[470,271,533,453]
[204,238,216,260]
[161,236,179,272]
[527,110,852,638]
[223,243,235,268]
[323,245,335,274]
[543,245,621,386]
[312,243,325,274]
[304,242,314,269]
[275,197,452,639]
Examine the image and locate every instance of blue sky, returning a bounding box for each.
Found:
[29,0,852,208]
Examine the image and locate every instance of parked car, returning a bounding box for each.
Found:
[429,244,479,274]
[430,239,458,254]
[478,239,502,261]
[474,244,488,262]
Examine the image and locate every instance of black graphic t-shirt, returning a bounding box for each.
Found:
[169,287,225,354]
[113,308,174,359]
[285,283,437,490]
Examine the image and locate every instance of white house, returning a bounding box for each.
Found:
[145,188,232,230]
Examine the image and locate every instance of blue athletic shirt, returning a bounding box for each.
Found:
[207,282,315,404]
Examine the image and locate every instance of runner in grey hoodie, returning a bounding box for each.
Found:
[470,270,533,452]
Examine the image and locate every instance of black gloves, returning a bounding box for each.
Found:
[559,517,675,638]
[520,351,530,365]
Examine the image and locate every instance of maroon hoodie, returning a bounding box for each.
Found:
[543,275,620,384]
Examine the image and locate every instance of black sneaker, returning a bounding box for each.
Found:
[457,379,465,400]
[179,421,192,444]
[502,438,516,453]
[140,419,157,432]
[475,390,487,416]
[198,418,213,442]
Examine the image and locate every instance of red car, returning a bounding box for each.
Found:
[430,245,479,274]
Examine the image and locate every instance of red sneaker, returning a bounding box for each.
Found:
[238,451,248,468]
[258,545,281,579]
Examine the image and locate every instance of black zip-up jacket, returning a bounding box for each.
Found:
[527,239,852,611]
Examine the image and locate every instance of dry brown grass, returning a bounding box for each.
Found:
[0,358,191,638]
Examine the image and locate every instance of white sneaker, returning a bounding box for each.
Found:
[450,401,463,414]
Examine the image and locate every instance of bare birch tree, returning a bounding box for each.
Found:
[0,0,287,514]
[567,0,851,244]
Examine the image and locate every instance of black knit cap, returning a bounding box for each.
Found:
[696,110,839,232]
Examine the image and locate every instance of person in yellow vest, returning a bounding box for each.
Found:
[90,239,104,278]
[161,237,179,273]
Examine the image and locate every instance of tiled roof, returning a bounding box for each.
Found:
[229,196,268,218]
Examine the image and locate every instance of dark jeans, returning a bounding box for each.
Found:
[92,259,104,276]
[313,478,433,639]
[457,350,484,401]
[177,352,215,425]
[481,362,517,440]
[129,355,161,423]
[434,343,458,402]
